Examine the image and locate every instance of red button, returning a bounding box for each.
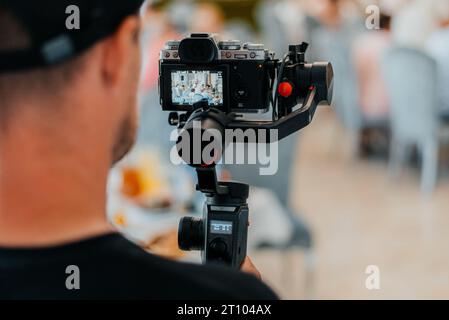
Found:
[278,82,293,97]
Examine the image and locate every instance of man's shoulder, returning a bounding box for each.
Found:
[108,235,278,300]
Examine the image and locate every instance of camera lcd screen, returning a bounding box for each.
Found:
[171,70,224,107]
[210,220,233,235]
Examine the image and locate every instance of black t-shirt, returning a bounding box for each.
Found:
[0,233,278,299]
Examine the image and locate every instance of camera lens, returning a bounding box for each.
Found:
[178,38,218,63]
[178,217,205,251]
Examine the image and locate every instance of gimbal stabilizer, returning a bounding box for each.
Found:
[164,41,333,268]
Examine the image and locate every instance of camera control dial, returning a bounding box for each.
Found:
[218,40,242,50]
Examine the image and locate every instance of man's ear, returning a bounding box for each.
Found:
[100,16,141,87]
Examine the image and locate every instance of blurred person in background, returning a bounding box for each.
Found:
[303,0,363,132]
[139,3,181,150]
[141,3,177,93]
[189,1,227,36]
[255,0,308,57]
[426,0,449,122]
[351,6,392,155]
[0,0,276,299]
[187,1,254,42]
[352,10,391,121]
[391,0,442,50]
[165,0,196,35]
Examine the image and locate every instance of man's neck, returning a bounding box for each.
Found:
[0,119,114,247]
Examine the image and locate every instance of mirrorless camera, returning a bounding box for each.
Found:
[159,33,276,113]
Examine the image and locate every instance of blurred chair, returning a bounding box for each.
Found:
[382,47,445,194]
[223,134,314,298]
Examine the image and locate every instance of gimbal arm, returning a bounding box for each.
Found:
[186,85,320,199]
[227,85,319,143]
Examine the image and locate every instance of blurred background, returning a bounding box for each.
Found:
[107,0,449,299]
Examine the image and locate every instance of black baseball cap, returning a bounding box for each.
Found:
[0,0,146,72]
